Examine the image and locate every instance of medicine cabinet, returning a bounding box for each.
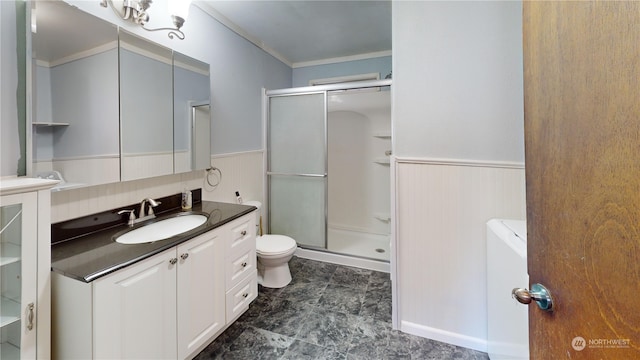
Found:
[30,0,211,189]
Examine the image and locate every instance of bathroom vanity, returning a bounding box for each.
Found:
[51,194,257,360]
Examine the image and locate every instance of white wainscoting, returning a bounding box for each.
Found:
[394,158,526,352]
[121,152,174,181]
[50,151,264,224]
[203,150,264,205]
[54,156,120,186]
[34,156,120,187]
[174,150,192,174]
[51,171,204,223]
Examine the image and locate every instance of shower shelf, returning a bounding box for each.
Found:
[374,158,390,165]
[374,212,391,222]
[373,133,391,139]
[32,122,69,127]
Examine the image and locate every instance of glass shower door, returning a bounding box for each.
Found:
[267,93,326,248]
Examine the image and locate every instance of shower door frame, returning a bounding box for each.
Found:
[265,79,392,254]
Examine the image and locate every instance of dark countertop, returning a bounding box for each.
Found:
[51,200,256,283]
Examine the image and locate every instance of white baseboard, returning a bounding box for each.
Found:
[400,320,488,353]
[295,247,390,273]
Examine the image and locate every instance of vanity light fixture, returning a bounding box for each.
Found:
[100,0,192,40]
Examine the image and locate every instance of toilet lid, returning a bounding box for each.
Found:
[256,234,296,255]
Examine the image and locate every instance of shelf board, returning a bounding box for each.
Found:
[32,122,69,126]
[1,342,20,359]
[0,243,21,267]
[374,212,391,222]
[374,158,390,165]
[373,133,392,139]
[0,296,21,328]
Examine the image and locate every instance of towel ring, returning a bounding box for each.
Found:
[205,166,222,188]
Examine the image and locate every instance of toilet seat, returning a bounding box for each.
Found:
[256,234,296,256]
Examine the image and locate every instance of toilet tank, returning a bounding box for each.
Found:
[486,219,529,360]
[243,201,262,235]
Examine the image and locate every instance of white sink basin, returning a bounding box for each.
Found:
[115,214,208,244]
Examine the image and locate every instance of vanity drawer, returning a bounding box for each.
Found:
[226,275,257,322]
[225,247,256,289]
[227,215,255,255]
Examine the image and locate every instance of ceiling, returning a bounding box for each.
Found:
[197,0,392,66]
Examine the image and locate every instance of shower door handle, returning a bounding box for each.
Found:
[267,172,327,178]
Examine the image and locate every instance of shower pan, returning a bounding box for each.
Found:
[265,79,392,267]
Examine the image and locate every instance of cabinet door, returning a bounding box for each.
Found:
[93,248,177,360]
[0,192,37,359]
[177,230,225,360]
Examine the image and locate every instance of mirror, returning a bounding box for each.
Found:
[30,1,212,189]
[32,0,119,189]
[119,30,174,181]
[173,52,211,173]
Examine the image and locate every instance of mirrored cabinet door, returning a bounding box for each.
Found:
[173,52,211,173]
[0,193,37,358]
[29,1,213,189]
[119,30,174,181]
[32,0,120,189]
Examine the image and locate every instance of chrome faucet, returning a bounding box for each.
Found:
[117,198,161,227]
[117,209,137,226]
[139,198,161,219]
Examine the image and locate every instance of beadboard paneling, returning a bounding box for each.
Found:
[50,151,264,224]
[395,160,526,351]
[51,172,203,223]
[203,151,264,204]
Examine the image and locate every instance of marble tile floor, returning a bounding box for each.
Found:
[195,256,489,360]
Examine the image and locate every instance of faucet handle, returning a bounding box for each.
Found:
[147,200,161,215]
[117,209,136,226]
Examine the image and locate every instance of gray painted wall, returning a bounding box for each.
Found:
[393,1,524,163]
[1,1,21,176]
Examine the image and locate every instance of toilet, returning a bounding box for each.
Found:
[244,201,297,288]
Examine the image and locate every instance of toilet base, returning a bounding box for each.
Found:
[257,261,292,288]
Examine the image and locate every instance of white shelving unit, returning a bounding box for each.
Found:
[0,178,56,359]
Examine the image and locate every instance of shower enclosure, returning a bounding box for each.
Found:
[265,80,391,263]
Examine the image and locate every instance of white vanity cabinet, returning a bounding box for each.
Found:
[52,211,257,360]
[224,215,258,321]
[175,228,225,359]
[0,178,56,360]
[93,229,225,360]
[93,247,179,359]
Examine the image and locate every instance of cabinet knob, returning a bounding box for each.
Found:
[180,253,189,260]
[242,293,249,298]
[169,258,178,265]
[241,230,247,236]
[241,262,248,268]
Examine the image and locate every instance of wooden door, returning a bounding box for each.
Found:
[523,1,640,358]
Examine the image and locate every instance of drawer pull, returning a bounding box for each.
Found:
[242,293,249,298]
[241,262,248,268]
[180,253,189,260]
[241,230,247,236]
